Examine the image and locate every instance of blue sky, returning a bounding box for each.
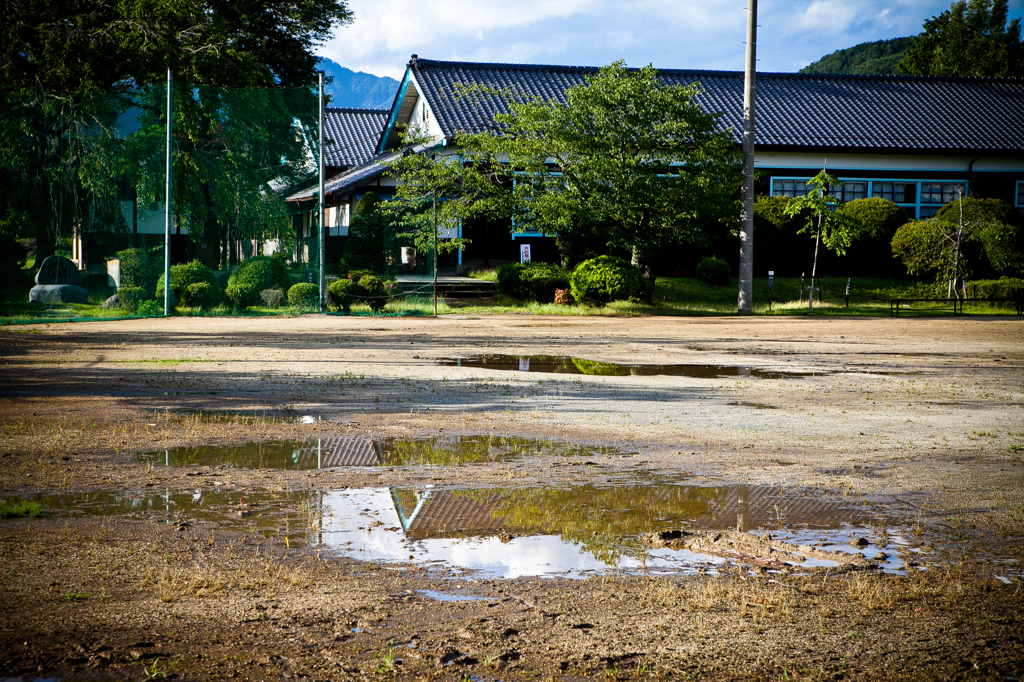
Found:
[317,0,1024,80]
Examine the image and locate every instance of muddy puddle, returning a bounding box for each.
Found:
[137,435,618,470]
[439,355,819,378]
[15,483,988,580]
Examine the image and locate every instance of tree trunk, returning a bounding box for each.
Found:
[809,214,822,311]
[631,245,656,288]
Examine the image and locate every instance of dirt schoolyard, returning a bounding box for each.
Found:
[0,314,1022,680]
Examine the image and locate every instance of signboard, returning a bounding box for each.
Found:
[520,244,531,263]
[767,271,774,289]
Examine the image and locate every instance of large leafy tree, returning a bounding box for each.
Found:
[464,62,741,282]
[0,0,352,262]
[387,62,741,282]
[898,0,1024,77]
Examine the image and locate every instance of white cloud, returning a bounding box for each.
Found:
[318,0,1024,79]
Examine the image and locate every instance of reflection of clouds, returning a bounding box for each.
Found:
[319,488,649,578]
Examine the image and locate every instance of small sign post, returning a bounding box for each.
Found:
[520,243,531,264]
[767,271,774,312]
[845,277,851,308]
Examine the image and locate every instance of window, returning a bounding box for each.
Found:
[771,178,810,197]
[1016,181,1024,208]
[771,176,967,219]
[871,182,913,204]
[840,182,866,201]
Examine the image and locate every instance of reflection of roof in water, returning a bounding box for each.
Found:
[705,487,880,530]
[393,485,882,540]
[293,436,379,468]
[402,490,522,540]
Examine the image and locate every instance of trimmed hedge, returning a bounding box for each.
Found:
[117,286,146,311]
[496,262,571,302]
[287,282,320,308]
[569,255,647,306]
[357,275,389,313]
[695,256,731,285]
[226,256,290,308]
[964,278,1024,300]
[155,260,221,309]
[328,279,360,312]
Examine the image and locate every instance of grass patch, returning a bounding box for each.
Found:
[0,498,44,519]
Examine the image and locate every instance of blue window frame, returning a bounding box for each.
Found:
[770,177,967,220]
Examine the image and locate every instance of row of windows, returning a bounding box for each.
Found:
[1017,180,1024,208]
[771,178,968,219]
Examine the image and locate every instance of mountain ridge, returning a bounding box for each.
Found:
[317,58,400,109]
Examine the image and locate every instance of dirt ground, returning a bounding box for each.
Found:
[1,313,1022,680]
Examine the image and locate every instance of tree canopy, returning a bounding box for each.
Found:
[898,0,1024,77]
[0,0,352,264]
[800,37,915,75]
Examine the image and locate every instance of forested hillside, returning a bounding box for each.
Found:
[800,37,915,75]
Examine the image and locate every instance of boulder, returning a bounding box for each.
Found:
[29,284,88,304]
[35,255,84,285]
[100,294,121,309]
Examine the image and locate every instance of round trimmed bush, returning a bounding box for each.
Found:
[695,256,731,285]
[569,255,647,306]
[155,260,221,309]
[357,275,388,313]
[226,256,290,307]
[328,279,360,312]
[225,284,254,311]
[287,282,320,308]
[496,262,571,302]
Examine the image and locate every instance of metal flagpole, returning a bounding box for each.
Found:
[164,69,173,317]
[737,0,757,315]
[318,72,326,312]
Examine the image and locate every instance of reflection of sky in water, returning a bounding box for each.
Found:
[321,488,736,578]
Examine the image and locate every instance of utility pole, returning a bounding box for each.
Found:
[737,0,757,315]
[318,71,326,312]
[164,69,173,317]
[432,191,438,317]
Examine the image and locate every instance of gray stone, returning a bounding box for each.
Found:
[29,284,88,304]
[35,255,84,285]
[100,294,121,309]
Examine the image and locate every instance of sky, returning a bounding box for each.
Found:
[317,0,1024,80]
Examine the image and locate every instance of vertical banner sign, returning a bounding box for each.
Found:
[845,277,851,308]
[768,270,774,312]
[520,244,531,263]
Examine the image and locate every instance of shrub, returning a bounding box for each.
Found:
[554,288,573,305]
[357,275,389,313]
[839,198,910,241]
[287,282,320,308]
[569,255,647,306]
[695,256,731,285]
[496,262,571,302]
[137,299,163,316]
[964,278,1024,300]
[836,198,910,277]
[117,286,146,311]
[260,288,285,308]
[225,283,254,311]
[226,256,290,307]
[346,269,376,282]
[328,279,360,312]
[155,260,221,309]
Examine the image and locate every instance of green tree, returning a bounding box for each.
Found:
[390,62,740,282]
[783,169,857,311]
[892,197,1023,292]
[0,0,352,261]
[467,62,740,282]
[898,0,1024,77]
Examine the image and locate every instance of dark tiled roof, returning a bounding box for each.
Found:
[408,58,1024,153]
[324,108,389,168]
